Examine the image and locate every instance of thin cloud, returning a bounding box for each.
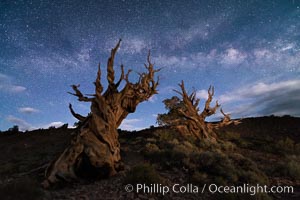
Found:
[220,48,247,66]
[0,73,26,93]
[119,118,145,131]
[3,46,94,74]
[122,38,148,54]
[196,89,209,99]
[219,79,300,118]
[154,49,215,69]
[77,48,91,63]
[18,107,40,114]
[10,86,26,93]
[6,115,66,131]
[152,114,158,118]
[154,55,191,69]
[253,47,300,72]
[169,13,233,49]
[43,121,65,128]
[6,115,34,131]
[154,43,300,71]
[105,37,149,54]
[148,95,157,103]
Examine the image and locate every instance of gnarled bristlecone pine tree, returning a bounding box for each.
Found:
[42,39,160,188]
[157,81,240,143]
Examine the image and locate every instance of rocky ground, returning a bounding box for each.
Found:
[0,116,299,200]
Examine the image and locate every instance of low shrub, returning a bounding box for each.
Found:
[144,149,187,170]
[219,131,241,141]
[123,164,162,185]
[196,151,239,184]
[286,159,300,180]
[143,143,160,154]
[145,129,269,186]
[275,137,298,155]
[273,156,300,180]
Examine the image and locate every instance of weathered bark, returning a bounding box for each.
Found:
[158,81,240,142]
[216,108,241,128]
[42,40,160,187]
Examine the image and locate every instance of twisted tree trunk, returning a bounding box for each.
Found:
[173,81,220,142]
[158,81,240,143]
[42,40,160,187]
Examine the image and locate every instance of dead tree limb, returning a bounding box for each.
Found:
[42,40,159,188]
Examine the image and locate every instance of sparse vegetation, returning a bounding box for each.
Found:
[272,155,300,180]
[142,128,268,186]
[0,116,299,199]
[275,137,298,154]
[123,163,162,185]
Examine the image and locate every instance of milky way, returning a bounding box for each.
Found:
[1,0,300,131]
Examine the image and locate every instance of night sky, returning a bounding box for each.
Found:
[1,0,300,131]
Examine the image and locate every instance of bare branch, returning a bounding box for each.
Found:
[68,85,93,102]
[124,69,132,83]
[107,39,121,85]
[200,86,220,119]
[152,76,160,92]
[44,39,160,188]
[159,81,241,142]
[179,81,188,97]
[94,63,103,97]
[220,108,242,126]
[220,108,231,122]
[69,104,87,121]
[147,50,151,66]
[173,89,183,96]
[115,64,125,88]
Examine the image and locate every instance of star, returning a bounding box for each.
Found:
[0,0,299,131]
